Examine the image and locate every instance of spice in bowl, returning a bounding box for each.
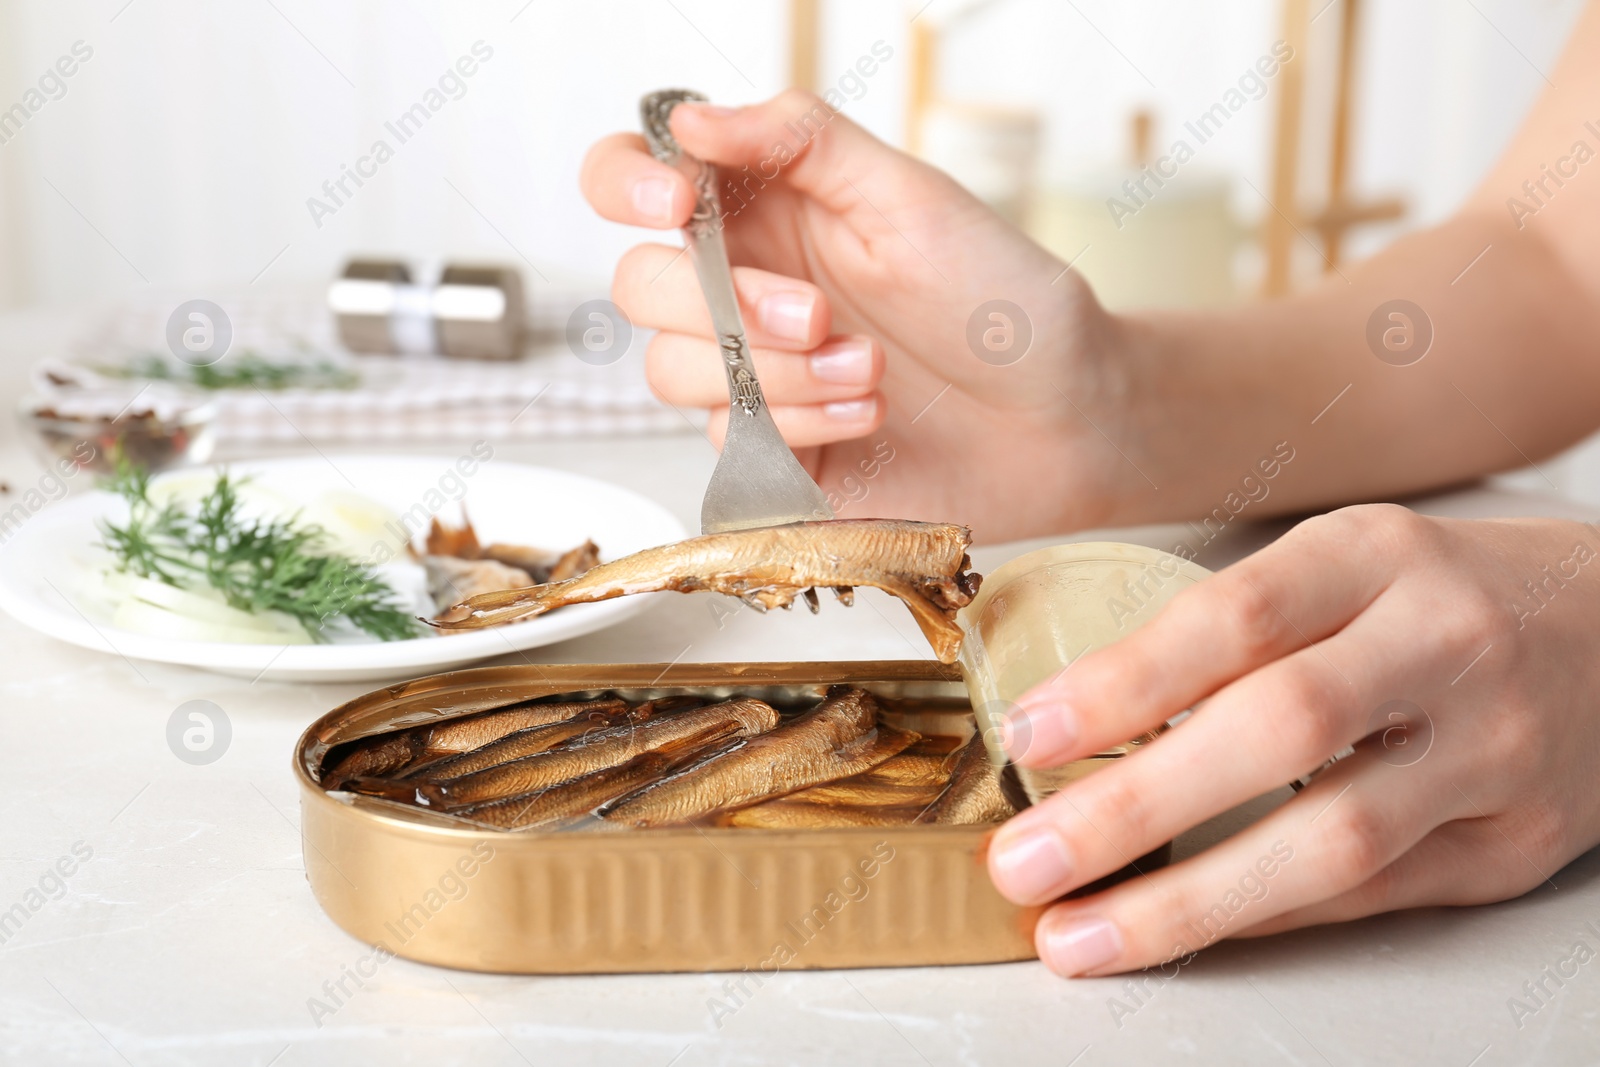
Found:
[19,391,216,476]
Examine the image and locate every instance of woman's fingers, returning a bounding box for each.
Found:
[647,332,883,408]
[613,244,831,350]
[584,89,964,235]
[989,577,1457,908]
[669,89,924,215]
[989,642,1353,908]
[1235,817,1553,938]
[1004,506,1410,769]
[705,395,884,450]
[1025,749,1472,976]
[579,91,903,230]
[579,133,696,229]
[614,239,875,445]
[990,530,1506,910]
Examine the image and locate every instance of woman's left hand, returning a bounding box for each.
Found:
[986,504,1600,976]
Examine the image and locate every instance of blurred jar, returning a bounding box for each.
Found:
[1031,168,1246,310]
[919,102,1042,228]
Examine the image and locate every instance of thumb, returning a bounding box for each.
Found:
[668,89,954,216]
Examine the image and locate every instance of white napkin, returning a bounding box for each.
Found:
[49,284,686,444]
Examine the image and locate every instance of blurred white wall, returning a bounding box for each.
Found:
[0,0,769,305]
[935,0,1585,272]
[0,0,1596,495]
[0,0,1583,307]
[0,0,1580,307]
[0,0,913,308]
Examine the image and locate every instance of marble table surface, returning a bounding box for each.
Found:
[2,308,1597,1065]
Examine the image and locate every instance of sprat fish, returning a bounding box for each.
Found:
[604,686,919,828]
[433,520,981,663]
[456,737,730,831]
[915,733,1016,825]
[409,698,778,810]
[322,698,626,787]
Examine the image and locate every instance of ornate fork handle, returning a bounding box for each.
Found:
[639,89,766,418]
[639,89,833,532]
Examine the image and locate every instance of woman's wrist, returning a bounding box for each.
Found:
[1090,305,1321,529]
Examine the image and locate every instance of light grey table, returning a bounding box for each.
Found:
[1,307,1596,1066]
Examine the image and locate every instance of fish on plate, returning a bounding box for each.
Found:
[419,517,602,617]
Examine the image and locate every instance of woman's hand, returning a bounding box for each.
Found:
[986,504,1600,975]
[580,90,1144,541]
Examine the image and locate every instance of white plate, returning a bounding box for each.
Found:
[0,456,686,682]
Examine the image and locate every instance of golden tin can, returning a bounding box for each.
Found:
[294,660,1167,973]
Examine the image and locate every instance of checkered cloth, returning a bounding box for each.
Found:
[202,351,684,443]
[47,285,687,443]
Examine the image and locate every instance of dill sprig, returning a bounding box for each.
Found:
[98,458,419,642]
[101,350,359,391]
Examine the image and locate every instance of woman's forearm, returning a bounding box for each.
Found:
[1109,209,1600,524]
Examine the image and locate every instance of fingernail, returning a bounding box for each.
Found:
[758,292,816,343]
[1039,917,1123,976]
[632,176,676,225]
[990,825,1074,903]
[824,398,876,422]
[1001,703,1077,765]
[810,341,873,385]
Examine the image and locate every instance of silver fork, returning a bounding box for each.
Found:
[640,89,835,534]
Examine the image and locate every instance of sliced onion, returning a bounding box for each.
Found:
[111,597,313,644]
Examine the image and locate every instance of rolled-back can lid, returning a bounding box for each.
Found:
[957,541,1213,806]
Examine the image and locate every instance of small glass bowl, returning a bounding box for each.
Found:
[18,388,217,477]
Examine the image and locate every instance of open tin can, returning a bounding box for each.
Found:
[294,544,1208,974]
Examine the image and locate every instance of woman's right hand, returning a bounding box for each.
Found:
[580,89,1153,541]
